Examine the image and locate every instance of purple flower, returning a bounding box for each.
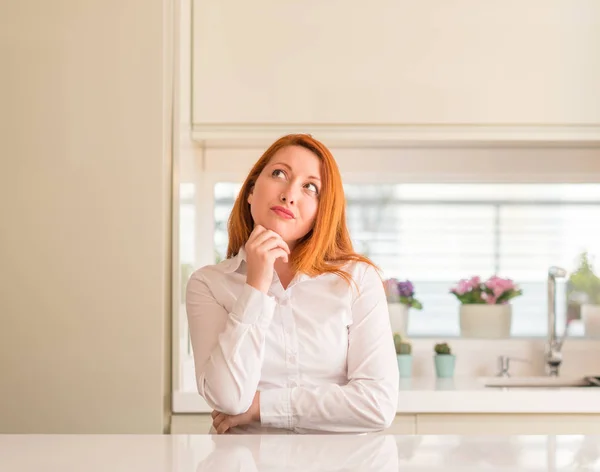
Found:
[398,280,414,298]
[383,278,423,310]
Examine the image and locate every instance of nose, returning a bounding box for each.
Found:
[281,184,301,205]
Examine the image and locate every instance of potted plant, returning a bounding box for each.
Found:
[568,252,600,337]
[393,333,413,377]
[384,278,423,335]
[450,275,523,338]
[434,342,455,378]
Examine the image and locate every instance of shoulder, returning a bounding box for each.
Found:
[343,260,383,290]
[344,258,380,279]
[187,257,240,286]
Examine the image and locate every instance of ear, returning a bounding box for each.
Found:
[247,186,254,205]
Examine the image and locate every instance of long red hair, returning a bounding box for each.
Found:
[227,134,378,284]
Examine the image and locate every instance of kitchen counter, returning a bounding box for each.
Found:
[2,434,599,471]
[173,377,600,414]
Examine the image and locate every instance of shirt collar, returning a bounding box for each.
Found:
[221,246,313,283]
[222,246,247,274]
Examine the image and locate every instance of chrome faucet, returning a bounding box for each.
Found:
[546,266,568,376]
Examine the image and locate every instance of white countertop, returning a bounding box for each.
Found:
[173,377,600,414]
[2,434,599,471]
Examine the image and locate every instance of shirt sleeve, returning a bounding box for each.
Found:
[186,271,277,415]
[259,264,399,433]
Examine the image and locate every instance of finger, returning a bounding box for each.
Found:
[256,229,290,254]
[212,413,226,430]
[247,225,267,243]
[250,230,287,251]
[255,241,289,263]
[271,234,290,255]
[256,236,290,256]
[269,231,290,254]
[271,248,289,264]
[211,410,219,419]
[216,416,231,434]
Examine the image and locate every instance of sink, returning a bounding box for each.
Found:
[483,376,595,388]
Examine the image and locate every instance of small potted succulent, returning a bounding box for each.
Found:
[393,333,413,377]
[568,252,600,337]
[450,275,523,338]
[434,342,455,378]
[384,278,423,335]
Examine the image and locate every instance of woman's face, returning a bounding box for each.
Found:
[248,145,322,249]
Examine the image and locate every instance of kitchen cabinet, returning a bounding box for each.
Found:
[415,414,600,435]
[192,1,600,134]
[170,413,600,434]
[171,414,213,434]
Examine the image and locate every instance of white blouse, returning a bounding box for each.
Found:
[185,247,399,434]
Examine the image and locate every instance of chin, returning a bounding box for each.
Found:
[254,217,283,235]
[269,222,292,239]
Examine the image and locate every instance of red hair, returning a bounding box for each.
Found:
[227,134,378,284]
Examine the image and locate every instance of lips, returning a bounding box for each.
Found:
[271,206,295,219]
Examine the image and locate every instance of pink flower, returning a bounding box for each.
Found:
[384,278,400,298]
[452,278,473,295]
[469,276,481,290]
[481,292,498,304]
[451,274,523,305]
[485,276,517,297]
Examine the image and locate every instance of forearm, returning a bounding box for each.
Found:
[189,283,276,415]
[259,379,398,433]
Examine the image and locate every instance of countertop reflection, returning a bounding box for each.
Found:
[1,434,599,471]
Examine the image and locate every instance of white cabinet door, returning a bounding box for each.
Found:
[169,413,600,434]
[384,415,416,434]
[192,1,600,127]
[416,414,600,434]
[170,414,213,434]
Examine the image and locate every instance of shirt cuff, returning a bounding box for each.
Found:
[259,388,294,430]
[230,283,276,329]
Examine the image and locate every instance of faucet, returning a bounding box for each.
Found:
[546,266,568,376]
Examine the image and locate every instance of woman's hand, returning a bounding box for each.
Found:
[245,225,290,293]
[211,392,261,434]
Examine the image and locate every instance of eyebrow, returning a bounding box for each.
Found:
[271,161,321,182]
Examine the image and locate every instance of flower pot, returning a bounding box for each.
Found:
[388,303,409,335]
[396,354,413,378]
[582,304,600,338]
[434,354,456,378]
[459,304,512,339]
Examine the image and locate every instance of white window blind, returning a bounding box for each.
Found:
[205,183,600,337]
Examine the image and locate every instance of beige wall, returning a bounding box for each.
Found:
[0,0,173,432]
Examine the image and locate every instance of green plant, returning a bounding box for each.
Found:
[393,333,412,355]
[434,342,452,355]
[568,252,600,305]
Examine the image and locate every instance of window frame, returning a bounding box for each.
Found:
[171,143,600,395]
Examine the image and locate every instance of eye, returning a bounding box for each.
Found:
[305,182,319,195]
[271,169,286,179]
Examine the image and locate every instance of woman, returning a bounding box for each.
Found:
[186,134,399,434]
